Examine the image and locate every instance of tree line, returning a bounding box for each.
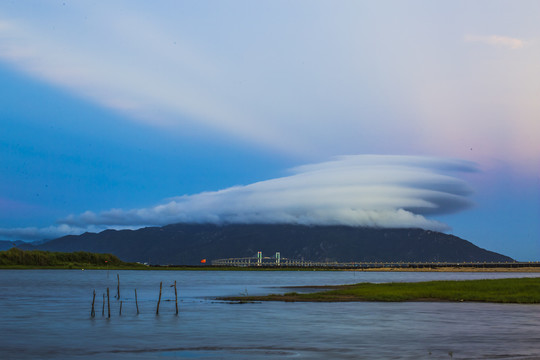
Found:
[0,247,132,268]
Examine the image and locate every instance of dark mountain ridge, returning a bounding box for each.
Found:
[18,223,513,265]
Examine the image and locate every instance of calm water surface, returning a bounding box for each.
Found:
[0,270,539,359]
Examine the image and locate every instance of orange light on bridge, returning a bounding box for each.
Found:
[200,259,207,264]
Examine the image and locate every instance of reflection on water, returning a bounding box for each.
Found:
[0,270,539,359]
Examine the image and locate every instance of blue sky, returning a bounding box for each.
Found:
[0,0,538,260]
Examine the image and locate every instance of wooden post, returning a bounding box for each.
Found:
[135,289,139,315]
[174,280,178,315]
[107,288,111,318]
[119,301,123,316]
[117,273,120,300]
[156,281,162,315]
[102,293,105,316]
[91,289,96,317]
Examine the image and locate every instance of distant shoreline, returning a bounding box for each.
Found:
[1,249,538,271]
[1,265,540,272]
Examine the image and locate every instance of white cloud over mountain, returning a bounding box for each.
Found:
[0,155,477,240]
[50,155,475,235]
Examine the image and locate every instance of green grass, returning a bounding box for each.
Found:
[224,278,540,304]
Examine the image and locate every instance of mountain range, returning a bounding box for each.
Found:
[13,223,513,265]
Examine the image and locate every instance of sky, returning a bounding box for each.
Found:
[0,0,538,260]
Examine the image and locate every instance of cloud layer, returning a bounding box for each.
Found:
[58,155,475,231]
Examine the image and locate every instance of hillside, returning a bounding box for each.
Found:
[0,240,20,251]
[19,224,513,265]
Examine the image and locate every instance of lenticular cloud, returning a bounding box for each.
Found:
[62,155,476,232]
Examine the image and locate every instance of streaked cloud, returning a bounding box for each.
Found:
[0,2,538,169]
[0,5,284,149]
[465,34,525,49]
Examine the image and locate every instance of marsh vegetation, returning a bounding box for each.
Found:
[224,278,540,304]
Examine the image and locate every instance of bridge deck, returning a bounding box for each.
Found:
[211,257,539,269]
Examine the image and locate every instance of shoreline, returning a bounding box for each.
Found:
[1,265,540,272]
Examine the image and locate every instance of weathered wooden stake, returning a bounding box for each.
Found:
[135,289,139,315]
[102,293,105,316]
[91,289,96,317]
[174,280,178,315]
[156,281,162,315]
[107,287,111,318]
[117,273,120,300]
[119,301,123,316]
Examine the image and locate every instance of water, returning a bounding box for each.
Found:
[1,270,539,359]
